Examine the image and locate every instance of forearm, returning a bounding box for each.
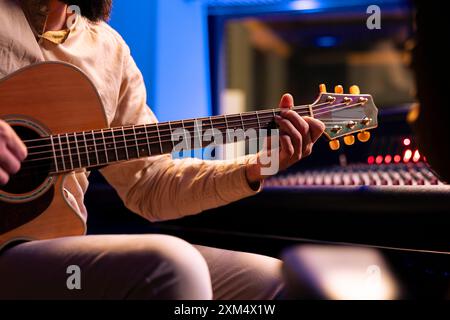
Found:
[101,155,261,222]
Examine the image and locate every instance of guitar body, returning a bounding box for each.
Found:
[0,62,108,250]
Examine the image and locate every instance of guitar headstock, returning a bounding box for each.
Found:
[312,84,378,150]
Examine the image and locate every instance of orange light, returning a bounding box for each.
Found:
[403,138,411,146]
[376,155,383,165]
[384,155,392,164]
[413,150,421,163]
[368,156,375,165]
[394,155,402,163]
[403,149,413,163]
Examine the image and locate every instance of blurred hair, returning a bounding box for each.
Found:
[60,0,112,22]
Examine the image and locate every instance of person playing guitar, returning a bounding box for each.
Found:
[0,0,326,299]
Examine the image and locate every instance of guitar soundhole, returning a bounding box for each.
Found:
[0,125,52,195]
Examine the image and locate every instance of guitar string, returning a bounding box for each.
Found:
[18,120,358,172]
[314,102,365,118]
[23,117,367,163]
[20,101,323,145]
[22,102,366,163]
[23,124,340,164]
[20,120,369,174]
[23,100,365,151]
[13,126,348,177]
[23,117,366,158]
[21,104,319,147]
[22,98,366,146]
[22,101,361,151]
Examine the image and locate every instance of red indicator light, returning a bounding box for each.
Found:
[376,155,384,165]
[394,155,402,163]
[384,155,392,164]
[403,149,413,163]
[403,138,411,146]
[413,150,421,163]
[367,156,375,165]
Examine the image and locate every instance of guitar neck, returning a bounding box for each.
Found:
[24,90,379,175]
[34,107,313,174]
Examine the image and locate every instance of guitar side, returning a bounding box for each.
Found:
[0,62,108,250]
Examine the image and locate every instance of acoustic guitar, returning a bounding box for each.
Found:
[0,62,378,249]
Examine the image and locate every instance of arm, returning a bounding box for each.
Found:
[99,49,260,222]
[100,47,324,222]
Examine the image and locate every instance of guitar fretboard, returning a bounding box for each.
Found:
[25,108,312,174]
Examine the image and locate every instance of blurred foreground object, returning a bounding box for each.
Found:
[282,245,400,300]
[411,2,450,182]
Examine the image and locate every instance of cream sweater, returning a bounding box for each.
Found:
[0,0,260,223]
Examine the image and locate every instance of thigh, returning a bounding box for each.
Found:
[0,234,212,300]
[195,245,283,300]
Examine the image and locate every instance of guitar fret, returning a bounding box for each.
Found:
[65,133,74,170]
[91,130,99,165]
[181,120,189,150]
[110,128,119,162]
[202,117,214,147]
[224,115,231,143]
[240,113,245,131]
[256,112,262,130]
[208,116,213,130]
[101,129,109,163]
[132,125,140,158]
[73,132,82,169]
[272,110,278,137]
[168,121,175,150]
[82,131,91,167]
[50,135,59,173]
[156,123,163,154]
[121,127,129,160]
[194,119,203,148]
[57,134,66,171]
[143,125,151,156]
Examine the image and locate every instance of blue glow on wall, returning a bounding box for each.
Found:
[109,0,211,122]
[109,0,156,114]
[315,35,339,47]
[155,0,212,121]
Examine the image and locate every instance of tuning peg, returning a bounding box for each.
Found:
[407,103,420,124]
[319,84,327,93]
[349,85,361,95]
[329,139,340,151]
[343,135,356,146]
[334,85,344,94]
[357,131,371,143]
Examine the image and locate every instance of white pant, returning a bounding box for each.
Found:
[0,234,283,300]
